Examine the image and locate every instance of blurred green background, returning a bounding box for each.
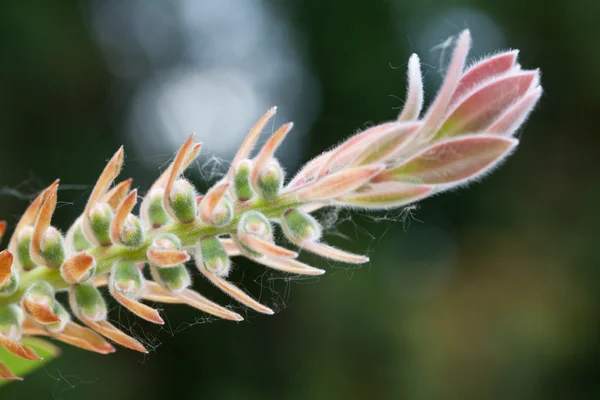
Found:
[1,0,599,399]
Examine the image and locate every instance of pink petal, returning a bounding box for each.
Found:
[375,134,518,185]
[450,50,519,107]
[419,30,472,141]
[296,164,385,201]
[351,122,421,166]
[336,182,433,209]
[437,70,538,138]
[398,54,424,122]
[487,86,542,136]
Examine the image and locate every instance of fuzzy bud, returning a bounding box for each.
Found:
[256,159,284,202]
[39,226,66,269]
[72,284,107,322]
[111,261,144,299]
[71,219,92,252]
[281,209,322,242]
[211,197,233,227]
[147,233,190,267]
[0,274,18,297]
[236,211,272,257]
[89,202,114,246]
[119,214,144,248]
[233,159,254,202]
[196,236,230,276]
[22,281,60,324]
[146,188,171,228]
[150,264,191,293]
[16,226,36,271]
[0,250,17,297]
[0,304,23,339]
[46,302,71,333]
[168,178,198,223]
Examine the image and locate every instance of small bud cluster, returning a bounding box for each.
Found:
[0,30,542,381]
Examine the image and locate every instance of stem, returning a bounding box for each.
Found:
[0,195,302,306]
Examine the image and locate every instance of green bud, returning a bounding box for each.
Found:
[236,211,272,257]
[169,179,197,223]
[0,272,18,297]
[17,226,36,271]
[47,301,70,333]
[211,198,233,227]
[281,209,322,242]
[89,202,113,246]
[150,264,191,293]
[111,261,144,299]
[0,304,23,339]
[256,159,284,202]
[120,214,144,248]
[196,236,230,276]
[233,159,254,202]
[72,220,92,252]
[151,233,182,251]
[73,284,107,321]
[40,227,66,268]
[146,188,171,228]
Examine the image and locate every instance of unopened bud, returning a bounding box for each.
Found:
[237,211,272,257]
[0,304,23,339]
[233,159,254,202]
[111,261,144,299]
[119,214,144,248]
[22,281,59,324]
[168,179,197,223]
[211,197,233,227]
[256,159,284,202]
[39,226,66,269]
[17,226,36,271]
[150,264,191,293]
[89,202,113,246]
[196,236,230,276]
[146,188,170,228]
[239,211,272,239]
[147,233,189,267]
[0,274,18,297]
[71,219,92,252]
[72,284,107,322]
[47,302,71,333]
[281,209,322,242]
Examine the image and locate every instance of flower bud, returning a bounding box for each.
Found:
[89,202,114,246]
[238,211,272,240]
[22,281,60,324]
[256,159,284,202]
[119,214,144,248]
[168,178,198,223]
[281,209,322,242]
[150,264,191,293]
[236,211,272,257]
[146,188,171,228]
[39,226,66,269]
[211,197,233,227]
[71,219,92,252]
[0,273,18,297]
[46,301,71,333]
[233,159,254,202]
[0,304,23,339]
[0,250,17,297]
[16,226,36,271]
[196,236,230,276]
[111,261,144,299]
[147,233,189,267]
[72,284,107,322]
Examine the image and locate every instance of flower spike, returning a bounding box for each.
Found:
[0,30,542,382]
